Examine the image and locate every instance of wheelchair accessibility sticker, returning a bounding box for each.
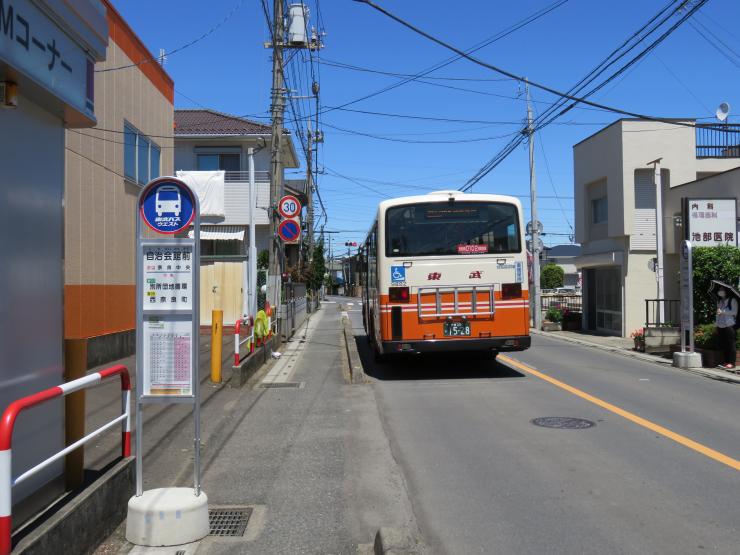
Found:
[391,266,406,284]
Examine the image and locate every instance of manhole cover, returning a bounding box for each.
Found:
[258,382,304,389]
[531,417,595,429]
[209,507,252,537]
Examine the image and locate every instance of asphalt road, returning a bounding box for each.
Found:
[347,297,740,555]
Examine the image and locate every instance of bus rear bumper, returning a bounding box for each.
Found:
[381,335,531,355]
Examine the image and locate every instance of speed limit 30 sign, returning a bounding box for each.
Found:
[278,195,302,218]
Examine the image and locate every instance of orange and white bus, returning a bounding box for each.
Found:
[361,190,530,360]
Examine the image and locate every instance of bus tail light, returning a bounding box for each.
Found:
[501,283,522,299]
[389,286,410,303]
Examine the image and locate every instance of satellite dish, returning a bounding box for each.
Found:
[716,102,730,122]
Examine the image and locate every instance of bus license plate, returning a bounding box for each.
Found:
[444,321,471,336]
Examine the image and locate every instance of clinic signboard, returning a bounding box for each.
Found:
[136,177,202,495]
[683,198,737,247]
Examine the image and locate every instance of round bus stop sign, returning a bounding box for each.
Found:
[278,218,301,243]
[140,177,197,234]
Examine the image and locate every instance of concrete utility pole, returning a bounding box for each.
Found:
[307,81,320,258]
[268,0,285,315]
[648,158,665,323]
[525,79,542,330]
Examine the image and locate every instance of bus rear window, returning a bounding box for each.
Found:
[385,201,520,256]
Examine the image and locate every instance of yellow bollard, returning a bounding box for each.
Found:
[211,310,223,383]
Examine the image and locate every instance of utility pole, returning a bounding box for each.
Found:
[268,0,285,317]
[526,78,542,330]
[307,81,320,258]
[648,158,665,324]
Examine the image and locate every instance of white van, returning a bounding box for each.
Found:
[155,186,181,217]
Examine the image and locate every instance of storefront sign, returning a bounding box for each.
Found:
[0,0,94,117]
[684,198,737,246]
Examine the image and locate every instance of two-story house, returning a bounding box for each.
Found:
[573,119,740,337]
[173,108,300,325]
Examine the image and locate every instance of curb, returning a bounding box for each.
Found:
[229,334,283,388]
[340,305,366,385]
[532,329,740,384]
[372,527,422,554]
[14,458,134,555]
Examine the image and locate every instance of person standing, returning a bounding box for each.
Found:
[715,286,738,370]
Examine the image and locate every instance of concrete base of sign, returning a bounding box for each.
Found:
[125,487,209,546]
[673,351,703,369]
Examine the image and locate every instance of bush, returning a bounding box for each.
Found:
[692,245,740,325]
[541,263,565,290]
[545,307,563,323]
[693,323,740,350]
[257,249,269,270]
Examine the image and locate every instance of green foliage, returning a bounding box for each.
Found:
[540,263,565,290]
[545,307,563,323]
[692,246,740,325]
[307,243,326,292]
[257,249,269,270]
[693,323,740,350]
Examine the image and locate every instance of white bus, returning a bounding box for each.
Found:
[361,190,530,360]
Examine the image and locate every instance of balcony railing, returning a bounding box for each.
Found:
[695,123,740,158]
[224,170,270,183]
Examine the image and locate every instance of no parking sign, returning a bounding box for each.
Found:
[278,218,301,243]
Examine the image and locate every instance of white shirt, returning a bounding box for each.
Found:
[716,297,737,329]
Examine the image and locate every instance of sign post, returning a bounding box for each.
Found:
[126,177,209,546]
[674,240,701,369]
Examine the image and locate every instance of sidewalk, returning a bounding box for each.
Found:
[92,303,419,553]
[532,328,740,384]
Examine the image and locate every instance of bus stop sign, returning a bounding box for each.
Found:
[140,178,197,234]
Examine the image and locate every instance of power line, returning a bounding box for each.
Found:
[317,57,513,82]
[97,0,248,73]
[355,0,706,128]
[322,122,521,144]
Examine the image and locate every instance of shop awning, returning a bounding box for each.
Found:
[188,225,245,241]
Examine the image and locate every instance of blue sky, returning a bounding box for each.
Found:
[115,0,740,254]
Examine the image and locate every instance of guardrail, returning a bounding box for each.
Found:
[0,365,131,555]
[234,317,255,366]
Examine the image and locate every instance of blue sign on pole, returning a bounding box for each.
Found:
[140,178,196,234]
[278,219,301,242]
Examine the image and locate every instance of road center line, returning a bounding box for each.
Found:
[498,354,740,472]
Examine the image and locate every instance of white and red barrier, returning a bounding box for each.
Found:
[0,364,131,555]
[234,316,255,366]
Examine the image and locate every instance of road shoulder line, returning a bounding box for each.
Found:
[498,354,740,472]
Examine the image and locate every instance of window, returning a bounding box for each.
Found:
[385,201,521,257]
[197,153,240,171]
[123,122,161,185]
[200,240,243,257]
[592,196,608,224]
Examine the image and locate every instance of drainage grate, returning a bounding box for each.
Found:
[208,507,253,537]
[258,382,304,389]
[531,417,595,429]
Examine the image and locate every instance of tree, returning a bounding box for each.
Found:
[692,245,740,325]
[307,242,326,292]
[257,249,269,270]
[540,263,565,290]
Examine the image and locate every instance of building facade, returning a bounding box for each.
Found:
[174,109,299,325]
[1,0,108,514]
[573,119,740,336]
[64,0,174,366]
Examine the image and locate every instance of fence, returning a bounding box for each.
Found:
[282,282,308,339]
[0,365,131,555]
[644,299,680,328]
[695,123,740,158]
[541,294,583,314]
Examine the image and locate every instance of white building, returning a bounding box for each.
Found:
[173,109,299,325]
[573,119,740,336]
